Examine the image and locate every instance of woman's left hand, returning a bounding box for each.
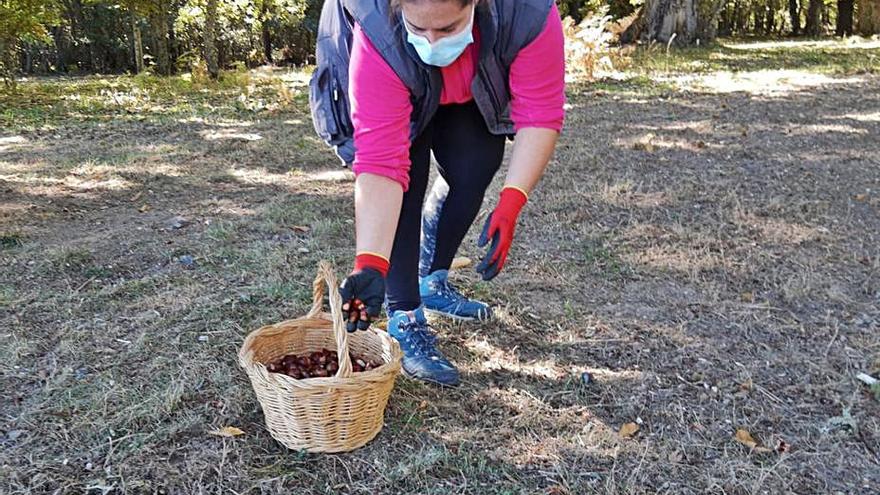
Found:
[476,187,528,280]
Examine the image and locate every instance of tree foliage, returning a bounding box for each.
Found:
[8,0,320,80]
[0,0,60,85]
[3,0,877,80]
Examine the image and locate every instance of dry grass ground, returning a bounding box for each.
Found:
[2,39,879,494]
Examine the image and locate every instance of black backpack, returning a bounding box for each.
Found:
[308,0,357,166]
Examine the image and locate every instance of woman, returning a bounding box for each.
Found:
[332,0,565,386]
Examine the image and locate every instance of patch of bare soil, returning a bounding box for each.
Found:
[1,73,878,494]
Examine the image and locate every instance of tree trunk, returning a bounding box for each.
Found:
[737,0,750,31]
[168,3,179,71]
[858,0,880,34]
[131,10,144,73]
[642,0,698,44]
[624,0,722,45]
[50,26,61,73]
[261,2,273,64]
[836,0,854,35]
[731,0,741,33]
[766,0,778,33]
[262,25,272,64]
[0,36,17,88]
[717,3,730,35]
[204,0,219,79]
[821,0,831,29]
[150,3,171,75]
[696,0,725,40]
[804,0,823,35]
[789,0,801,34]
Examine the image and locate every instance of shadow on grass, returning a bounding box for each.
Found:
[2,69,880,494]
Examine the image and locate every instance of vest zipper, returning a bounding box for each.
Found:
[478,65,502,127]
[330,66,344,134]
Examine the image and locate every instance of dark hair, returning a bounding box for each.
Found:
[391,0,475,11]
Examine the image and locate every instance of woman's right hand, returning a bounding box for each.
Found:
[344,173,399,331]
[338,258,387,331]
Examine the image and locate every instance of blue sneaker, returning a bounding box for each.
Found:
[420,270,491,321]
[386,306,460,387]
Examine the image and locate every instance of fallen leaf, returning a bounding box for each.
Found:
[292,225,310,233]
[451,256,472,269]
[130,191,143,202]
[740,291,754,303]
[619,422,640,438]
[739,378,754,391]
[546,485,569,495]
[734,428,771,452]
[208,426,245,437]
[735,428,757,448]
[138,204,151,213]
[855,193,867,202]
[633,133,655,152]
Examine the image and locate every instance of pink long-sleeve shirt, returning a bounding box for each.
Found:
[349,3,565,191]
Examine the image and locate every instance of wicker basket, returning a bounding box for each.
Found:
[238,261,402,453]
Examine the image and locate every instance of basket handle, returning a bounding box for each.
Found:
[306,261,353,379]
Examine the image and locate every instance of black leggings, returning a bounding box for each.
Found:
[385,102,506,313]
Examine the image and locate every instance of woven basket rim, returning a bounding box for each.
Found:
[239,324,402,389]
[237,262,402,390]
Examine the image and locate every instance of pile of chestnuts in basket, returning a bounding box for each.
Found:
[266,348,382,379]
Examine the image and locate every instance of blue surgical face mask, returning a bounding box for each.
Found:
[402,5,475,67]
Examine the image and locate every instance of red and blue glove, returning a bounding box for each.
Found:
[476,186,528,281]
[338,253,388,332]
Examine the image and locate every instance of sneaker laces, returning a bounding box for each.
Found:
[434,278,467,305]
[399,319,441,357]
